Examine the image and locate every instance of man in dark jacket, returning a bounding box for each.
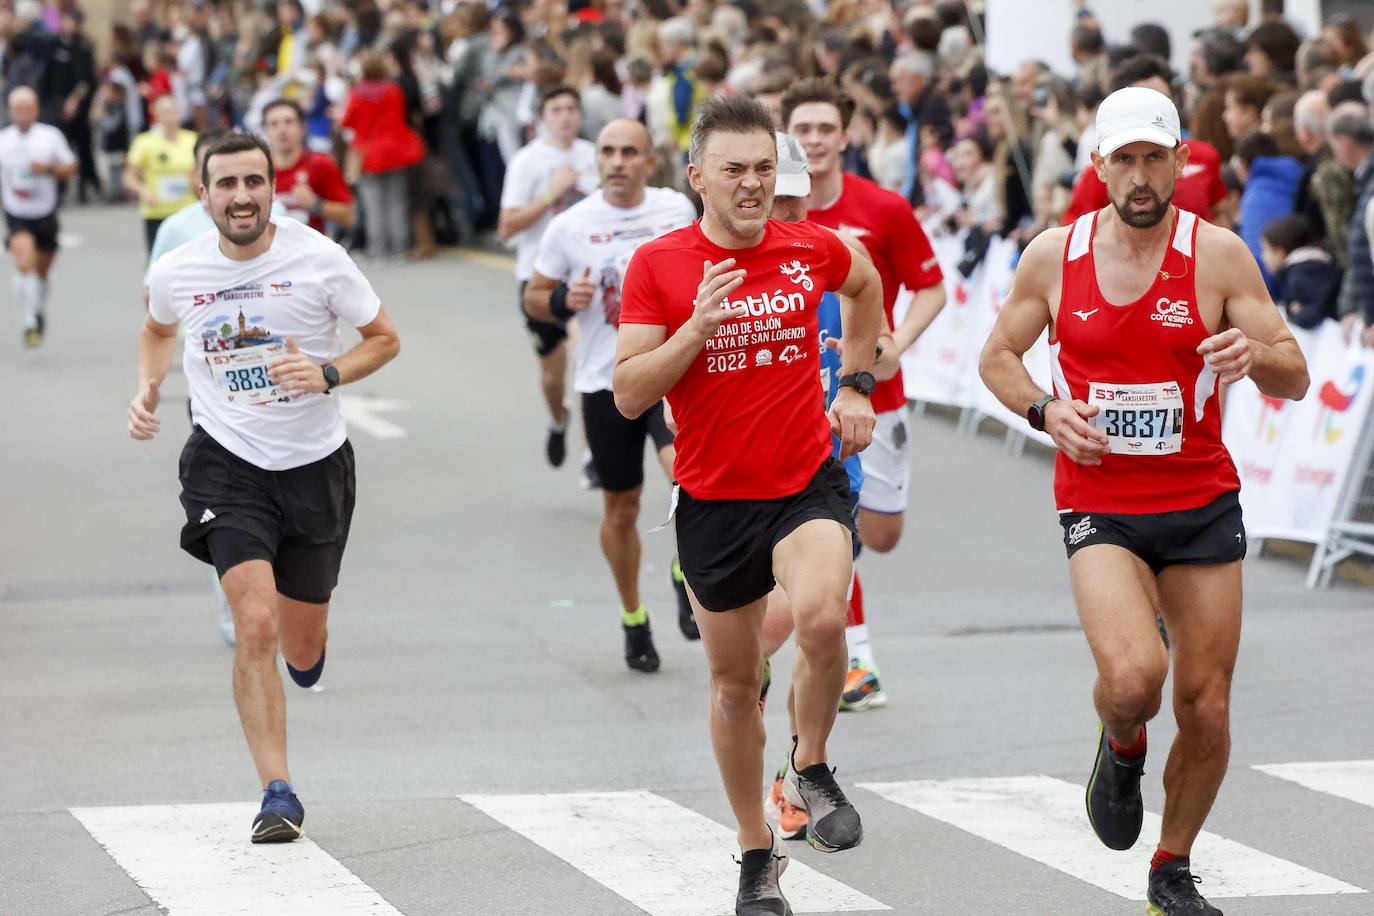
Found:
[48,11,99,201]
[1331,113,1374,341]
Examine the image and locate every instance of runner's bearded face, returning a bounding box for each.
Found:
[204,149,274,245]
[690,130,776,240]
[786,101,847,180]
[1098,140,1181,229]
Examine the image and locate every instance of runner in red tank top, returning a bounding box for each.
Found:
[980,87,1308,916]
[615,96,885,916]
[782,78,948,711]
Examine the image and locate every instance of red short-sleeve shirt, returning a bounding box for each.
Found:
[620,219,853,500]
[807,173,943,413]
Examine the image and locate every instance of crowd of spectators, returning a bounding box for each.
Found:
[4,0,1374,335]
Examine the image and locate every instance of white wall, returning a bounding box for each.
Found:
[985,0,1323,80]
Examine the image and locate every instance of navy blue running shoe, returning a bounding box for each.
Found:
[251,779,304,843]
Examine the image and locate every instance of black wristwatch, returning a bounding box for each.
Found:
[1027,394,1057,431]
[322,364,340,392]
[837,371,876,396]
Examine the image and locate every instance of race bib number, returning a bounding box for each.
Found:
[12,164,38,194]
[208,342,288,405]
[157,175,190,202]
[1088,381,1184,455]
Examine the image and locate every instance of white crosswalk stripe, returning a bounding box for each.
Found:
[858,775,1367,901]
[70,804,402,915]
[461,789,890,916]
[69,768,1374,914]
[1253,760,1374,810]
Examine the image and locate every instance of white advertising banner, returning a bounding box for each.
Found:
[1226,321,1374,543]
[900,231,981,409]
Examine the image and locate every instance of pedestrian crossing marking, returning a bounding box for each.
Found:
[857,776,1366,900]
[1253,760,1374,810]
[461,789,890,915]
[70,803,402,915]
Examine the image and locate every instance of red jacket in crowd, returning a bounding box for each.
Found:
[340,80,425,176]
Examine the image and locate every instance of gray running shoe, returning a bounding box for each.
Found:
[735,829,791,916]
[781,741,863,853]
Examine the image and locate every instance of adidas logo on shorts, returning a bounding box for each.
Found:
[200,508,217,524]
[1068,516,1097,546]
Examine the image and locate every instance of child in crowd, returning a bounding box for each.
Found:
[1261,214,1341,330]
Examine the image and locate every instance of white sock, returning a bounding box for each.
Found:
[13,272,39,330]
[36,277,48,313]
[845,623,876,672]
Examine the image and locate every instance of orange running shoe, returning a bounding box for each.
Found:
[767,770,809,840]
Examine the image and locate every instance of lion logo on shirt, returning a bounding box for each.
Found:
[780,260,814,291]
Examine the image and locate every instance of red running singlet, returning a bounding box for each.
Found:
[1050,208,1239,514]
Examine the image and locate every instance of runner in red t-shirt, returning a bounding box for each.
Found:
[782,78,947,710]
[262,100,355,235]
[980,88,1307,915]
[616,96,885,916]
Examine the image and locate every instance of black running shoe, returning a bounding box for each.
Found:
[782,740,862,853]
[580,451,602,490]
[251,779,304,843]
[735,829,791,916]
[1086,724,1146,850]
[624,620,660,672]
[546,425,566,468]
[1147,857,1223,915]
[672,556,699,640]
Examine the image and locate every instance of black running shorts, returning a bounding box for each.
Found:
[177,427,356,604]
[582,390,673,492]
[518,280,568,357]
[1059,490,1246,574]
[5,210,59,253]
[676,457,856,613]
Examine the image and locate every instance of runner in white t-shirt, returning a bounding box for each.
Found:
[129,133,400,845]
[526,119,698,671]
[1,87,76,348]
[497,85,598,470]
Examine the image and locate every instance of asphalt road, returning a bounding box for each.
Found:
[2,205,1372,916]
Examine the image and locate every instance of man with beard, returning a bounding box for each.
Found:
[129,133,400,843]
[979,87,1308,916]
[616,96,885,916]
[525,119,698,667]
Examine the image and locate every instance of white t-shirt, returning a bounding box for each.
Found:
[0,123,74,219]
[533,187,697,393]
[499,137,599,280]
[147,217,382,471]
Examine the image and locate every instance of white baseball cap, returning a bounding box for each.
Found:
[774,131,811,198]
[1095,87,1180,157]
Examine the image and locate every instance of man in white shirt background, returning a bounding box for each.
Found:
[1,86,76,349]
[497,85,599,471]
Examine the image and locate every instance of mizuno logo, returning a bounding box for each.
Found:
[1073,309,1099,322]
[200,509,216,524]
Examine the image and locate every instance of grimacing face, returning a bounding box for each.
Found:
[203,149,275,246]
[1093,140,1187,229]
[688,129,777,240]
